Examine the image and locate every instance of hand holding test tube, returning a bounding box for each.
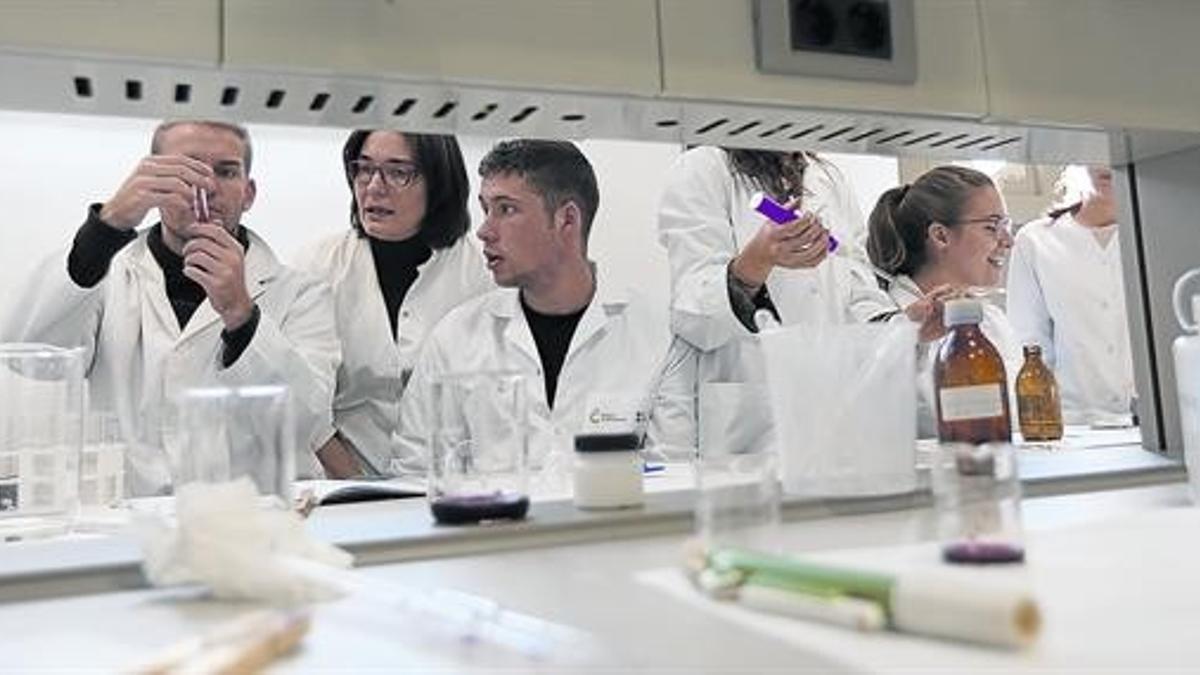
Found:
[751,192,839,254]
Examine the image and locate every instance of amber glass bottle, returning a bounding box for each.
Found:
[934,299,1012,444]
[1015,344,1064,441]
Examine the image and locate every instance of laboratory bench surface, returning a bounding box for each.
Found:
[0,480,1195,672]
[0,433,1182,606]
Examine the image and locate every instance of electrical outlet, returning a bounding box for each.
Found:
[755,0,916,83]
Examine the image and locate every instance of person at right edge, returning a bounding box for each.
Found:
[1006,165,1136,427]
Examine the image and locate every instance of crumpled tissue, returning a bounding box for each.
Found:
[136,478,354,604]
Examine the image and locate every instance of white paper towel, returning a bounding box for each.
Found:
[136,478,353,604]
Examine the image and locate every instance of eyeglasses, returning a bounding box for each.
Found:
[347,159,421,188]
[958,214,1014,240]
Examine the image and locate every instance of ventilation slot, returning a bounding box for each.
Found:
[73,76,93,98]
[393,98,417,116]
[471,104,499,121]
[818,125,855,142]
[560,113,586,122]
[655,119,679,128]
[509,106,538,123]
[174,83,191,104]
[264,90,285,109]
[431,101,457,119]
[928,133,968,148]
[789,124,824,140]
[124,80,142,101]
[875,130,912,145]
[727,120,761,136]
[955,135,993,150]
[309,93,330,112]
[759,123,793,138]
[847,128,883,143]
[980,136,1021,151]
[902,131,941,147]
[695,118,728,134]
[220,86,239,107]
[351,95,374,114]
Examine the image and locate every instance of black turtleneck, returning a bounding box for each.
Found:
[68,205,259,367]
[520,294,588,410]
[367,234,432,339]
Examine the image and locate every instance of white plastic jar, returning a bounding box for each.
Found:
[573,433,644,509]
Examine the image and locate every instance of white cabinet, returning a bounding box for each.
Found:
[0,0,219,64]
[658,0,987,117]
[980,0,1200,132]
[222,0,662,96]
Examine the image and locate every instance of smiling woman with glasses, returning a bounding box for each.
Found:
[863,165,1021,438]
[292,130,493,478]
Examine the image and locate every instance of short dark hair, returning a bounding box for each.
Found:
[151,120,253,173]
[867,165,995,277]
[478,139,599,242]
[342,130,471,250]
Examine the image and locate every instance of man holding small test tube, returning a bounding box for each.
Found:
[2,120,340,495]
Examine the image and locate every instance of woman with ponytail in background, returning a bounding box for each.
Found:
[865,165,1020,436]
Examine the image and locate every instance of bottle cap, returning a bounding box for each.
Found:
[1022,344,1042,357]
[575,433,641,453]
[943,298,984,327]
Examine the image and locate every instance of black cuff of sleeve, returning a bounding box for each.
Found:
[67,203,138,288]
[726,263,780,333]
[220,304,261,368]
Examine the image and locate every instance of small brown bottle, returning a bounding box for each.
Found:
[1015,344,1064,441]
[935,299,1012,445]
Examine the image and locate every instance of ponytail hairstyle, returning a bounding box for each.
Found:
[867,165,995,277]
[723,148,823,205]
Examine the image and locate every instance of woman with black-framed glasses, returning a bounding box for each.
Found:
[864,165,1020,437]
[295,130,492,477]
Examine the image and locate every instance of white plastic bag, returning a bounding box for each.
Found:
[760,321,917,497]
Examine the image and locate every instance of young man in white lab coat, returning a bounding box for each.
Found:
[2,120,340,495]
[396,140,692,477]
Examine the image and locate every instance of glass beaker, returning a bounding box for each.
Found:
[79,411,126,509]
[693,382,781,553]
[168,385,295,501]
[428,371,530,525]
[0,344,85,523]
[930,442,1025,564]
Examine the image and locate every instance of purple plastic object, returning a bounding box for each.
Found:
[750,192,839,253]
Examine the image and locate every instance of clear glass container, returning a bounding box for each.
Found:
[428,371,530,525]
[931,442,1025,564]
[694,382,781,553]
[168,385,295,501]
[79,411,126,509]
[0,344,85,528]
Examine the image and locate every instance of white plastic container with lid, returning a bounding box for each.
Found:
[1172,269,1200,502]
[573,433,643,510]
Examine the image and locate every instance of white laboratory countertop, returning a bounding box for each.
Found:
[0,430,1182,605]
[0,481,1194,672]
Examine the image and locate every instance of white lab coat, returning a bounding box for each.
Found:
[293,230,493,473]
[876,274,1020,438]
[2,228,340,495]
[1007,215,1135,424]
[395,269,693,475]
[657,145,888,389]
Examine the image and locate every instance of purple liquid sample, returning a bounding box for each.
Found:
[943,539,1025,564]
[750,192,840,253]
[430,491,530,525]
